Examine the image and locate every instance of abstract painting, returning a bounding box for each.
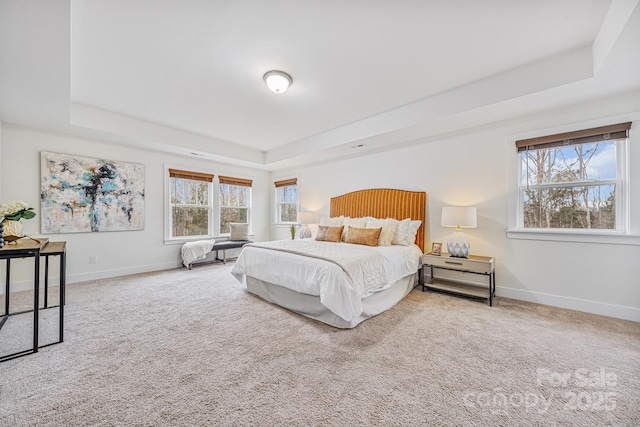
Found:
[41,151,145,233]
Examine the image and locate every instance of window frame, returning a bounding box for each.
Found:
[218,176,252,235]
[274,178,298,225]
[164,166,255,244]
[507,118,639,246]
[517,139,624,232]
[166,167,214,241]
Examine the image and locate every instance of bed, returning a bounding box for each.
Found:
[231,188,426,328]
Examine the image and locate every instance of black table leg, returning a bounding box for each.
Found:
[44,255,49,308]
[33,252,40,352]
[59,250,65,342]
[4,259,10,316]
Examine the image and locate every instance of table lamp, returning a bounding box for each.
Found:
[297,211,316,239]
[441,206,477,258]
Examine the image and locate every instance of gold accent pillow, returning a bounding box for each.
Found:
[315,225,344,242]
[344,226,381,246]
[341,217,367,241]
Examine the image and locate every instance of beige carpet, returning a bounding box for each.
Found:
[0,262,639,426]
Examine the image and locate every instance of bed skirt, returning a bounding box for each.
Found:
[245,273,418,329]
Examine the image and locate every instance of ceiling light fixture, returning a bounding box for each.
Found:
[263,70,292,94]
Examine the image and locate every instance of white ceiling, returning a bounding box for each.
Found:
[2,0,640,170]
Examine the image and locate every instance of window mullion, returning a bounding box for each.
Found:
[522,180,616,190]
[616,139,627,232]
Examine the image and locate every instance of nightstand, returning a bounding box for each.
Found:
[421,252,495,306]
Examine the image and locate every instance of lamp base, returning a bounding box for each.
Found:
[447,229,470,258]
[299,224,312,239]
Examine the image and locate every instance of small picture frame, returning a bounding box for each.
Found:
[431,242,442,256]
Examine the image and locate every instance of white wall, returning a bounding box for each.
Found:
[3,91,639,321]
[270,91,640,321]
[0,121,2,203]
[0,125,270,290]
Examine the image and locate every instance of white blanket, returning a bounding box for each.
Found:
[244,240,388,294]
[231,239,422,321]
[181,240,216,268]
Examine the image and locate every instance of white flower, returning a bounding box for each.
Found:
[0,200,31,219]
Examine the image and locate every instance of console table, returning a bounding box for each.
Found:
[0,239,66,362]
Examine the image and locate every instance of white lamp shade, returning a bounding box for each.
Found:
[297,211,316,225]
[263,70,292,93]
[441,206,477,229]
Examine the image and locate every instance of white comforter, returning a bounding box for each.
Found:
[231,239,422,321]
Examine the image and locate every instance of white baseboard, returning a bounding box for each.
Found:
[4,265,637,322]
[497,286,640,322]
[1,260,182,294]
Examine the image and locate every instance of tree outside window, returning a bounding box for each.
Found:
[219,181,251,234]
[520,140,621,230]
[170,170,212,237]
[276,181,297,223]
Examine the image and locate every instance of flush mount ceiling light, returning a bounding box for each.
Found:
[263,70,292,94]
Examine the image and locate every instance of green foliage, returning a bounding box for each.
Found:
[172,207,208,236]
[4,207,36,221]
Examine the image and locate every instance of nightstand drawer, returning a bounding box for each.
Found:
[423,253,494,274]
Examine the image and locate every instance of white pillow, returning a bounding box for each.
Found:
[229,222,249,240]
[406,220,422,245]
[319,216,344,227]
[341,217,367,241]
[392,218,411,245]
[366,218,397,246]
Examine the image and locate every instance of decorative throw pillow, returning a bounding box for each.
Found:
[315,225,344,242]
[344,226,381,246]
[229,222,249,241]
[319,216,344,227]
[365,218,397,246]
[406,220,422,245]
[392,218,411,245]
[341,217,367,241]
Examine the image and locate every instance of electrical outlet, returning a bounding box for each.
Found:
[89,255,98,264]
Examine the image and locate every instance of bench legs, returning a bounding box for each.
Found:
[186,242,252,269]
[187,249,227,269]
[214,250,227,264]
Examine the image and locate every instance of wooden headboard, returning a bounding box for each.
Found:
[330,188,427,252]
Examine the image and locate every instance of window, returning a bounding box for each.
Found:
[219,176,252,234]
[274,178,297,223]
[515,122,630,232]
[169,169,213,238]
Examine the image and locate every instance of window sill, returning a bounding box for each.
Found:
[164,234,256,245]
[506,229,640,245]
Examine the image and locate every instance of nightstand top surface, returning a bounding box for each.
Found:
[425,252,493,262]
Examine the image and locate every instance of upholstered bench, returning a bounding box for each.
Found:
[211,240,253,264]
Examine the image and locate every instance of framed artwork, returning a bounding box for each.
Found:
[431,242,442,256]
[40,151,145,233]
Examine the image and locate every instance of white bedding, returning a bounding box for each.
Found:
[181,239,216,268]
[231,239,422,322]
